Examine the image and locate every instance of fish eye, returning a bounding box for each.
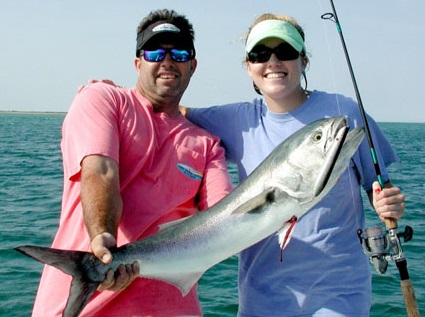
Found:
[312,131,322,142]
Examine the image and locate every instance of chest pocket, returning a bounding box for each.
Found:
[160,144,206,203]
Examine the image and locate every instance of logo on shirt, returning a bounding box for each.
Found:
[177,163,203,181]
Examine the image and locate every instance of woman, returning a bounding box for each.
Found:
[184,13,405,316]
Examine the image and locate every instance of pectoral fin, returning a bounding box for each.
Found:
[158,271,205,296]
[232,188,276,215]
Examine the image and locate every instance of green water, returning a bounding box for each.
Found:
[1,114,423,316]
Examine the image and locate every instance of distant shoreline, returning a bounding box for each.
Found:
[0,110,422,124]
[0,110,66,115]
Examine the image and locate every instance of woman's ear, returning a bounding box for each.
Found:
[301,55,309,71]
[245,60,254,79]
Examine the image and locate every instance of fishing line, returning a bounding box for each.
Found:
[320,2,385,189]
[316,0,359,224]
[320,1,420,316]
[316,0,342,109]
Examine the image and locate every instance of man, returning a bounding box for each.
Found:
[31,9,233,317]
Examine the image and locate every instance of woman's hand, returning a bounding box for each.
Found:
[372,181,405,221]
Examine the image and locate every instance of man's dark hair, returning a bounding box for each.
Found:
[137,9,195,43]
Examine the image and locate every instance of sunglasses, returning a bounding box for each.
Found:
[140,48,195,63]
[247,42,301,63]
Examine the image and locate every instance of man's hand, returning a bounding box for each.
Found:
[178,105,190,118]
[372,181,405,221]
[89,232,140,292]
[77,79,118,93]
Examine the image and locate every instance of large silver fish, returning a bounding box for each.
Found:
[16,116,364,317]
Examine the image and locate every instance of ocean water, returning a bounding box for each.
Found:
[0,112,423,316]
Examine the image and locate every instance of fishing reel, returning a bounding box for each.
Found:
[357,226,413,274]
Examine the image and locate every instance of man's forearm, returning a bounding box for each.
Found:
[80,155,122,241]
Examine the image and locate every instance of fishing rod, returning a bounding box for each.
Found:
[321,1,420,316]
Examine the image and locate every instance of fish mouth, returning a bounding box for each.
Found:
[312,116,364,197]
[313,117,348,196]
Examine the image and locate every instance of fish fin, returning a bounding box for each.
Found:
[276,216,297,262]
[15,245,88,275]
[64,276,99,317]
[158,271,204,296]
[232,188,276,214]
[158,215,193,231]
[15,245,101,317]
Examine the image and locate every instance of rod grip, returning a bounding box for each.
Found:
[384,217,398,230]
[400,279,421,317]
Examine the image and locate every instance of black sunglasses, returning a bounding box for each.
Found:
[247,42,301,63]
[140,48,195,63]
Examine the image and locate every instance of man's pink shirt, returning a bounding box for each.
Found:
[31,83,232,317]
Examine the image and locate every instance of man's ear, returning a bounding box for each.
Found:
[189,58,197,76]
[134,57,142,72]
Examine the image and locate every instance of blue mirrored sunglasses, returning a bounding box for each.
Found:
[140,48,195,63]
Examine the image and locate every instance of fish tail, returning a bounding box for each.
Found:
[15,245,100,317]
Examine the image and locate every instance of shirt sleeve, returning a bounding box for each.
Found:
[189,103,249,162]
[61,83,121,181]
[189,106,235,139]
[352,113,399,191]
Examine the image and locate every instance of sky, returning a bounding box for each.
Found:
[1,0,424,122]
